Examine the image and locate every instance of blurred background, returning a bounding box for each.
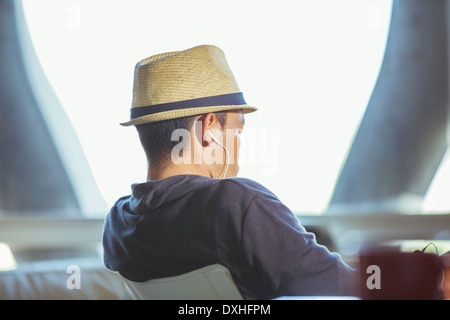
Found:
[20,0,394,215]
[0,0,449,299]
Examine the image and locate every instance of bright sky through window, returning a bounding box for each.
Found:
[21,0,448,215]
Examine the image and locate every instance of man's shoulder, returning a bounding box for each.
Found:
[221,177,264,188]
[217,177,276,198]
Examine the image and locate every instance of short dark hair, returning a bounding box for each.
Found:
[136,112,227,166]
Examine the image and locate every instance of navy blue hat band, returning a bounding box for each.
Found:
[130,92,246,120]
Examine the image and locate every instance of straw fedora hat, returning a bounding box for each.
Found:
[121,45,257,126]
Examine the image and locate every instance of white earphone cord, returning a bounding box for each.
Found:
[221,144,230,179]
[209,130,230,179]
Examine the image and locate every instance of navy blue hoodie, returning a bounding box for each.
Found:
[103,174,356,299]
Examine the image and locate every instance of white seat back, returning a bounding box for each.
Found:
[122,264,243,300]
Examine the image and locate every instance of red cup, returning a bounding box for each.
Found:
[359,247,443,300]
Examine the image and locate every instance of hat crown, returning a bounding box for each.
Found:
[132,45,241,108]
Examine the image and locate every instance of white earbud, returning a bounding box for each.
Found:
[208,130,230,179]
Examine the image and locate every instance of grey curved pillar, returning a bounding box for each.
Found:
[328,0,449,214]
[0,0,107,215]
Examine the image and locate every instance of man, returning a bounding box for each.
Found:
[103,45,357,299]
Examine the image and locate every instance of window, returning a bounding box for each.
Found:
[21,0,406,216]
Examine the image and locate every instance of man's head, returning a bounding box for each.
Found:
[136,110,245,179]
[122,45,255,179]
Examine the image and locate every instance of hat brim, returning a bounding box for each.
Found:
[120,105,257,126]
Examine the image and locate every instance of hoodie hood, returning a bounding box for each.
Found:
[128,174,217,213]
[102,174,219,280]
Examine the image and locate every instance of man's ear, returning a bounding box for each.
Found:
[199,113,217,146]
